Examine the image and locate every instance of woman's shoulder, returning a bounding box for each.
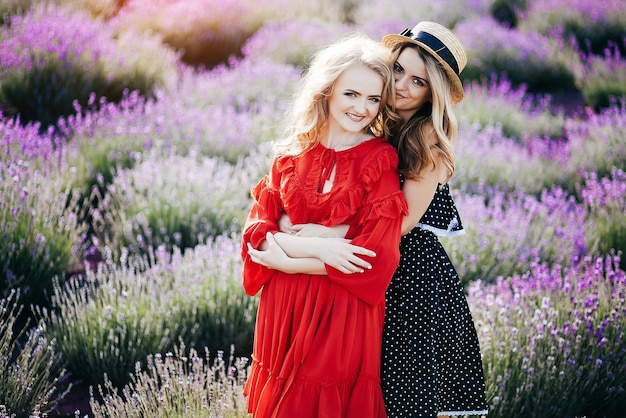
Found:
[351,137,396,162]
[356,136,397,156]
[354,138,399,182]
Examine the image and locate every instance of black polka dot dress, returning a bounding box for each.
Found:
[382,183,488,417]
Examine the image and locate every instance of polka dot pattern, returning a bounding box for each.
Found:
[382,184,488,417]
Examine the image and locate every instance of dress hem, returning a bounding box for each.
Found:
[438,410,489,416]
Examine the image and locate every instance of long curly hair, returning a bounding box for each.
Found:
[274,33,395,156]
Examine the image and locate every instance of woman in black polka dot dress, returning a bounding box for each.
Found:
[380,22,488,417]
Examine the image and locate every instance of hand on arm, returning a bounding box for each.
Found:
[273,232,375,273]
[247,232,327,274]
[278,212,349,238]
[246,232,375,275]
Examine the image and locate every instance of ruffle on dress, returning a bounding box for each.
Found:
[245,357,387,418]
[415,183,465,237]
[250,176,283,221]
[274,140,405,226]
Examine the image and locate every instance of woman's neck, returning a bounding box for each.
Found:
[320,127,373,151]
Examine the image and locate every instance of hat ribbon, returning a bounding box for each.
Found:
[399,28,460,75]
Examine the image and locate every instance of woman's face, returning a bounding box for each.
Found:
[392,47,432,121]
[327,63,383,135]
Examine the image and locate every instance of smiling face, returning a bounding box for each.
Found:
[327,63,384,136]
[392,46,432,121]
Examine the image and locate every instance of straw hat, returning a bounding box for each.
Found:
[382,21,467,103]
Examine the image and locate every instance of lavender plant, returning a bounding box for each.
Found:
[468,255,626,417]
[177,58,299,111]
[90,153,257,259]
[89,344,249,418]
[61,59,289,185]
[108,0,278,68]
[561,100,626,191]
[0,0,33,24]
[0,117,88,306]
[241,19,355,68]
[51,0,126,20]
[455,16,580,93]
[520,0,626,56]
[39,235,257,389]
[351,0,489,29]
[456,98,626,199]
[0,291,70,418]
[489,0,528,27]
[443,186,587,285]
[460,77,566,144]
[579,45,626,111]
[0,3,177,131]
[277,0,361,24]
[581,168,626,269]
[453,123,563,196]
[59,91,151,198]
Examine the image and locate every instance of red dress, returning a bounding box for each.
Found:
[242,138,408,418]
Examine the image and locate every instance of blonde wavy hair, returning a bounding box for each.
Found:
[274,33,395,156]
[386,43,458,183]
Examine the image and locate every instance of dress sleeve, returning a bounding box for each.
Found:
[326,147,408,306]
[241,159,284,296]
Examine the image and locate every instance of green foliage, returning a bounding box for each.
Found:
[89,344,249,418]
[40,268,183,388]
[0,291,70,418]
[39,236,257,388]
[563,19,626,56]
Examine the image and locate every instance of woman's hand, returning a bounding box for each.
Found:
[278,212,294,234]
[309,236,375,273]
[291,223,348,238]
[278,212,348,238]
[247,232,291,271]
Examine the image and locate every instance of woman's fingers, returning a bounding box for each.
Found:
[349,245,376,258]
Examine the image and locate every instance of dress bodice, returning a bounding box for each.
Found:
[401,177,464,236]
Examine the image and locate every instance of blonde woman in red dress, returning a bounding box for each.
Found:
[241,33,408,418]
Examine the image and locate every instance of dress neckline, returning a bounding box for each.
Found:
[315,136,382,155]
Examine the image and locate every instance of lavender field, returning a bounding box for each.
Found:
[1,0,625,417]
